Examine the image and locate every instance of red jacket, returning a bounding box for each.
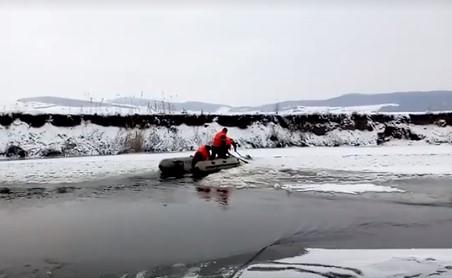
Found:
[213,130,232,148]
[226,137,233,147]
[213,131,226,148]
[195,145,210,160]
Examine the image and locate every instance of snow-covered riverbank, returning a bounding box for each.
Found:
[1,112,451,158]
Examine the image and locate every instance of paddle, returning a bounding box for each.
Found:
[229,152,249,164]
[234,150,252,160]
[231,140,252,160]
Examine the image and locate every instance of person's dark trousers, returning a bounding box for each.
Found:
[191,152,203,169]
[212,146,228,159]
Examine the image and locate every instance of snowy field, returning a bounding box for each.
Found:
[1,100,399,115]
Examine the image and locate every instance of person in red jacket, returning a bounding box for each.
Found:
[212,128,237,159]
[192,144,212,168]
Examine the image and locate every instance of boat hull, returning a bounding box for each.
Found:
[159,156,241,177]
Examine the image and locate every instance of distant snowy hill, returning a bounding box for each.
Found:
[250,91,452,113]
[5,91,452,115]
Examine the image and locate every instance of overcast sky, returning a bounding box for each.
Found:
[1,0,452,106]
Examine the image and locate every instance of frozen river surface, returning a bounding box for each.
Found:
[1,145,452,277]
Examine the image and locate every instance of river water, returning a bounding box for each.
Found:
[1,146,452,277]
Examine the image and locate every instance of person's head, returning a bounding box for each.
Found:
[205,145,212,151]
[222,128,228,134]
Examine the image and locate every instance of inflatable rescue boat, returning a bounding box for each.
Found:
[159,156,241,177]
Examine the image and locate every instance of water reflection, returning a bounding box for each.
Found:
[196,186,232,207]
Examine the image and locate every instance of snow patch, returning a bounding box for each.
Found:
[279,103,399,114]
[244,145,452,176]
[238,248,452,278]
[135,271,147,278]
[0,152,183,185]
[1,101,157,115]
[277,183,404,194]
[214,106,232,114]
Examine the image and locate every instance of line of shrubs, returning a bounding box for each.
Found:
[0,112,451,130]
